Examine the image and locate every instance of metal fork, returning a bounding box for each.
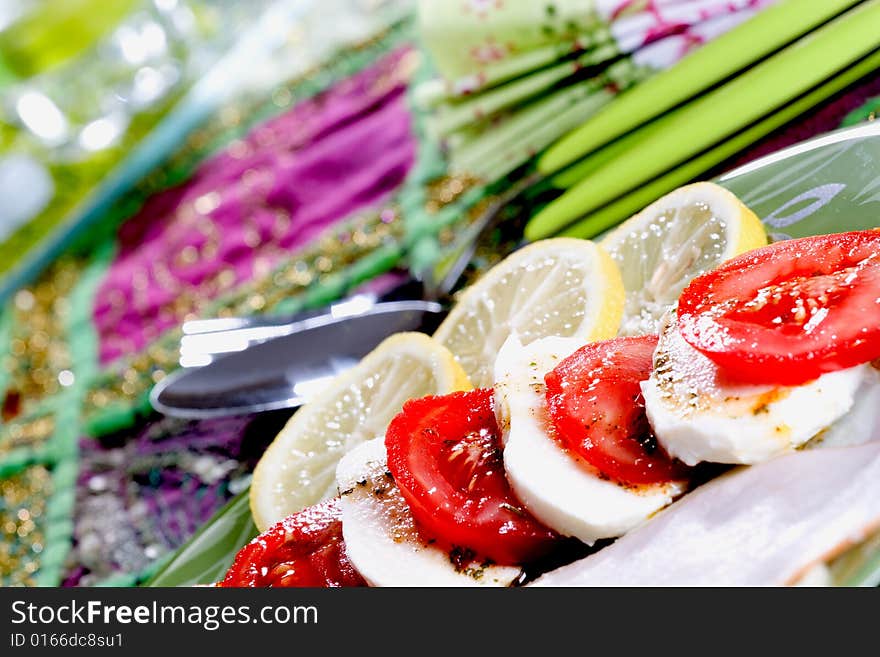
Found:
[176,173,541,367]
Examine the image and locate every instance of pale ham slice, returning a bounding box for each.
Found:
[531,442,880,587]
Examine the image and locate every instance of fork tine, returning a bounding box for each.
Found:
[178,325,297,366]
[183,317,254,335]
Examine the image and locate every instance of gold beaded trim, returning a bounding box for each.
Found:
[0,465,51,587]
[2,259,81,420]
[0,415,56,459]
[424,173,482,215]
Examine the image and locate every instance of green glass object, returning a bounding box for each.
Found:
[0,0,140,77]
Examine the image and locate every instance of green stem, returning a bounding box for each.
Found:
[413,27,613,108]
[470,89,615,181]
[527,0,880,239]
[560,47,880,240]
[429,44,620,138]
[537,0,867,174]
[452,79,604,174]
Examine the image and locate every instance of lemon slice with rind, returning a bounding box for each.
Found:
[250,332,470,531]
[433,238,625,388]
[601,182,767,337]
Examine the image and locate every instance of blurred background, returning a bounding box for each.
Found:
[0,0,877,587]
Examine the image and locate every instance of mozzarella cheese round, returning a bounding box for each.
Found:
[642,310,868,466]
[336,437,521,587]
[494,334,685,545]
[806,366,880,450]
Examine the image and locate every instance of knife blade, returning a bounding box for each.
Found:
[150,300,444,418]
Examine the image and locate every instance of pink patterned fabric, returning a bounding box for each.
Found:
[94,48,417,364]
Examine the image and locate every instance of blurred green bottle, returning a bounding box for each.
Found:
[0,0,139,80]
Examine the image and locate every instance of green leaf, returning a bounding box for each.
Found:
[145,488,257,587]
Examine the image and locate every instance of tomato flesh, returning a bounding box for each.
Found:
[678,230,880,386]
[385,389,559,565]
[219,499,366,587]
[544,336,690,486]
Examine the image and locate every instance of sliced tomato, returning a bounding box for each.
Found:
[678,230,880,386]
[219,499,366,588]
[385,389,559,565]
[544,336,690,486]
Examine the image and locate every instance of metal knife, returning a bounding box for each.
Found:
[150,300,444,418]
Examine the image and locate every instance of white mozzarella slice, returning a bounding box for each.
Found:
[336,437,521,587]
[494,334,685,545]
[642,310,867,466]
[531,442,880,586]
[806,366,880,450]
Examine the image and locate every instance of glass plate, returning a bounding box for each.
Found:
[147,121,880,587]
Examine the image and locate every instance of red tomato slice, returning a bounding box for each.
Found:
[385,389,559,565]
[678,230,880,386]
[544,336,690,486]
[219,499,366,588]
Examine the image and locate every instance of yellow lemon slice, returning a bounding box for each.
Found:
[250,332,470,531]
[433,238,625,388]
[601,182,767,336]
